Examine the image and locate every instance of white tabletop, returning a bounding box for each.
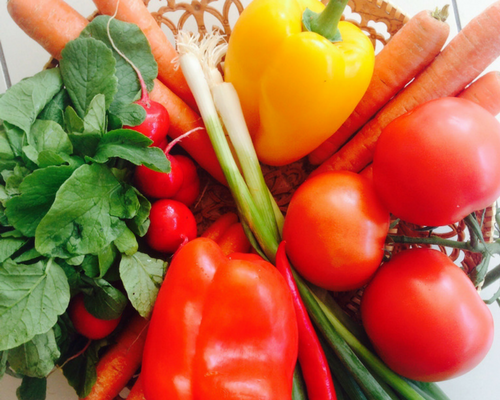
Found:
[1,1,500,399]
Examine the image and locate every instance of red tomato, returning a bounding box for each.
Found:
[372,97,500,227]
[68,294,122,340]
[171,155,200,207]
[360,248,494,382]
[282,171,390,291]
[134,154,184,199]
[124,100,170,147]
[146,199,197,253]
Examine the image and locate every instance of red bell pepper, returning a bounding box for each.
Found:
[141,237,299,400]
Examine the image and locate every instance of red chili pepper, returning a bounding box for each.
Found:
[276,241,337,400]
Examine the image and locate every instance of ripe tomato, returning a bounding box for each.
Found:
[360,248,494,382]
[282,171,390,291]
[372,97,500,227]
[68,294,122,340]
[146,199,197,253]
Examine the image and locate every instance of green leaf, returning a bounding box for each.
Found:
[90,129,170,172]
[35,164,128,258]
[0,237,28,263]
[23,120,73,166]
[110,102,146,127]
[0,350,7,379]
[62,340,107,398]
[84,279,127,320]
[13,247,42,263]
[0,258,70,351]
[127,188,151,237]
[3,121,25,158]
[16,376,47,400]
[81,244,118,279]
[0,69,63,133]
[38,88,71,127]
[0,126,15,160]
[64,106,84,134]
[6,165,76,237]
[120,252,167,318]
[83,94,107,136]
[80,16,157,111]
[60,38,118,118]
[8,329,60,378]
[2,165,31,197]
[114,227,138,256]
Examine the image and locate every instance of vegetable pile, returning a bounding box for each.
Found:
[3,0,500,400]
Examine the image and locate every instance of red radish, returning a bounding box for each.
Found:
[146,199,197,253]
[69,293,122,340]
[105,13,170,146]
[171,155,200,207]
[134,153,184,199]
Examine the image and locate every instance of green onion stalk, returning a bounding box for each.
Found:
[176,30,440,400]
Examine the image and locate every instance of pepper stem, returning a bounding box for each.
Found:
[302,0,349,42]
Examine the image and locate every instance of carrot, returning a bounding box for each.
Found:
[6,0,89,60]
[458,71,500,116]
[308,7,450,166]
[126,374,145,400]
[201,212,239,242]
[149,79,226,185]
[308,8,450,166]
[311,1,500,178]
[91,0,197,111]
[81,313,149,400]
[218,222,252,255]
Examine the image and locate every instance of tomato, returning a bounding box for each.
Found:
[170,155,200,207]
[372,97,500,227]
[282,171,390,291]
[124,100,170,147]
[134,153,184,199]
[68,294,122,340]
[360,248,494,382]
[146,199,197,253]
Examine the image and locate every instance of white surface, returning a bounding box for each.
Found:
[1,0,500,399]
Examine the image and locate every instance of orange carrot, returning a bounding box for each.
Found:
[7,0,89,60]
[458,71,500,116]
[218,222,252,255]
[311,1,500,178]
[149,79,226,185]
[201,212,239,242]
[91,0,197,111]
[81,314,149,400]
[308,8,450,165]
[126,374,145,400]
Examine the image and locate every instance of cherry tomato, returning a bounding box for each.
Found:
[124,99,170,147]
[361,248,494,382]
[171,155,200,207]
[68,293,122,340]
[134,153,184,199]
[282,171,390,291]
[372,97,500,227]
[146,199,197,253]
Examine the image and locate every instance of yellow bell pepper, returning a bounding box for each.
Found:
[224,0,375,166]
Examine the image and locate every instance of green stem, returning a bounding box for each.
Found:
[292,363,308,400]
[389,235,477,252]
[483,262,500,288]
[302,0,349,42]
